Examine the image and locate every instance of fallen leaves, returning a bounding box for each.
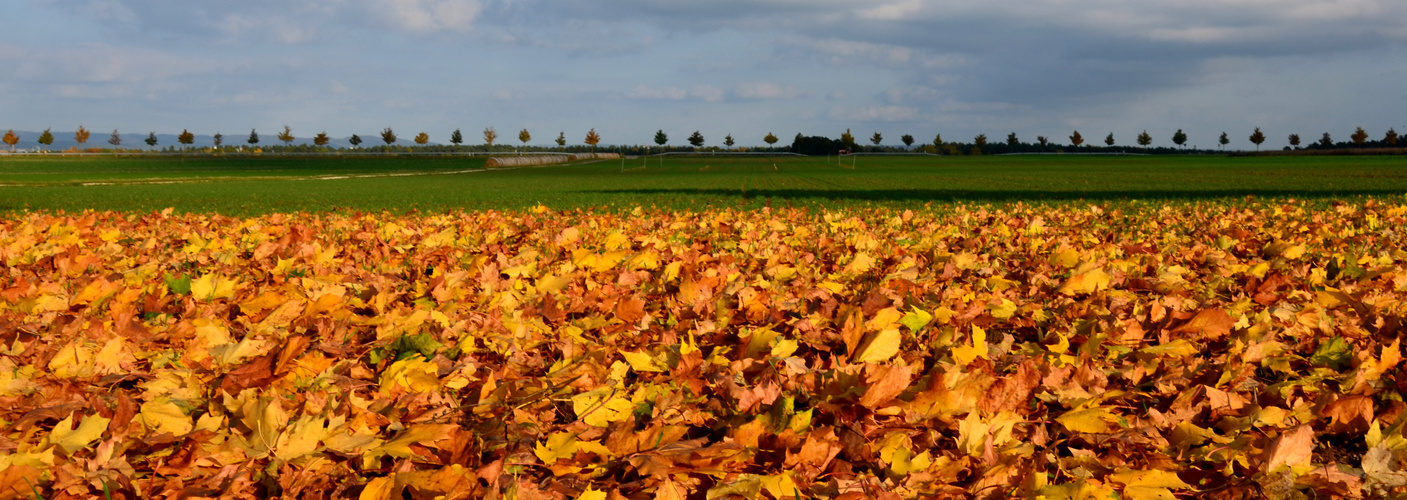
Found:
[0,200,1405,498]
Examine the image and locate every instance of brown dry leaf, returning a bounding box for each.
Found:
[1170,308,1235,341]
[859,360,912,408]
[1264,425,1314,473]
[1321,395,1373,435]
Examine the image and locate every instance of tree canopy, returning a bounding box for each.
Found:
[278,125,294,145]
[450,129,463,146]
[1069,131,1083,147]
[1351,127,1369,145]
[248,129,259,145]
[687,131,705,148]
[381,127,397,145]
[1249,127,1266,150]
[75,125,91,146]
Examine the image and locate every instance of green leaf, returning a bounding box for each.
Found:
[1310,336,1353,369]
[164,273,191,295]
[390,334,444,361]
[899,307,933,332]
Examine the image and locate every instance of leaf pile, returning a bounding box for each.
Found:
[1,200,1406,499]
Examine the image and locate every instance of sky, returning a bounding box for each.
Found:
[3,0,1405,149]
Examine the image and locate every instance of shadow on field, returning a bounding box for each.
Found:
[585,188,1407,202]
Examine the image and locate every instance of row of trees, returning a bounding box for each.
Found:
[4,125,1401,154]
[0,126,605,152]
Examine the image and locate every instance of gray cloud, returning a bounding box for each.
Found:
[5,0,1406,147]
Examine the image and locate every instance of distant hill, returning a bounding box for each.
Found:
[1,130,439,152]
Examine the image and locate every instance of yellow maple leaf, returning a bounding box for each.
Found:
[1057,407,1123,434]
[760,472,804,498]
[275,416,331,461]
[621,351,666,372]
[359,476,396,500]
[1058,267,1109,296]
[578,489,608,500]
[534,431,580,465]
[47,413,110,455]
[379,357,441,394]
[190,273,237,301]
[572,387,634,427]
[844,252,875,275]
[47,342,95,379]
[1108,468,1190,500]
[139,398,193,436]
[853,328,901,363]
[952,326,989,366]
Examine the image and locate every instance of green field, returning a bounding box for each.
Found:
[2,153,1405,213]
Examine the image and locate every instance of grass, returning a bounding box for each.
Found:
[1,153,1405,214]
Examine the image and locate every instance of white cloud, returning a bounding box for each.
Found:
[856,0,924,20]
[828,105,919,122]
[735,82,805,100]
[627,85,725,102]
[373,0,482,33]
[492,89,524,101]
[690,85,725,102]
[628,85,688,100]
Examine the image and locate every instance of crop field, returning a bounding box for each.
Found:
[1,154,1407,499]
[2,154,1407,213]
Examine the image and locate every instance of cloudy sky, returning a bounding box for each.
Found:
[3,0,1405,149]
